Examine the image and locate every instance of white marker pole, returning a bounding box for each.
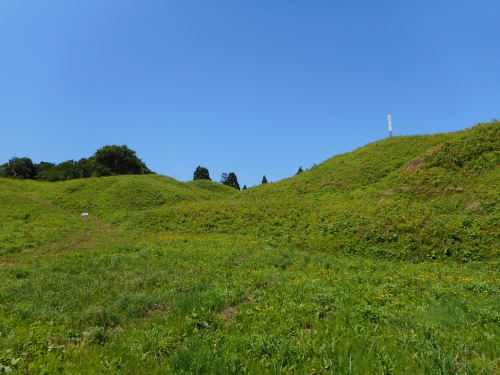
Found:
[388,114,392,137]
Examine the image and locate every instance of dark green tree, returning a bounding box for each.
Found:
[81,157,112,177]
[37,160,82,181]
[93,145,151,176]
[222,172,240,190]
[261,175,268,184]
[242,185,247,190]
[193,166,211,180]
[34,161,55,177]
[37,157,115,181]
[0,157,36,179]
[296,166,303,175]
[75,158,94,178]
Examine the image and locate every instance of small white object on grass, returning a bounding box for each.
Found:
[81,212,89,217]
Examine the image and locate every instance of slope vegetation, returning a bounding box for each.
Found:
[2,121,497,262]
[0,121,498,374]
[111,121,498,261]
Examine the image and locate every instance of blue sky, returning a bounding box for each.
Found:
[1,1,498,186]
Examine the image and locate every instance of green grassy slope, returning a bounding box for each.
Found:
[37,174,237,215]
[0,121,498,374]
[2,121,497,262]
[0,175,236,262]
[0,180,86,258]
[122,121,499,261]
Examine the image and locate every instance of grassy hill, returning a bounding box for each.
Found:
[0,121,498,374]
[18,120,494,262]
[0,174,237,256]
[133,121,498,261]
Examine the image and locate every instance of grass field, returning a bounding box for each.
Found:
[0,121,498,374]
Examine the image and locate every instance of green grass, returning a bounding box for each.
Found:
[112,121,498,262]
[0,181,87,258]
[1,234,498,374]
[0,121,498,374]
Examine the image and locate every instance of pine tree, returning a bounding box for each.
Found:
[242,185,247,190]
[193,165,211,180]
[261,175,268,184]
[222,172,240,190]
[296,166,303,175]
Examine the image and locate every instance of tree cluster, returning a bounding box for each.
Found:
[0,145,152,182]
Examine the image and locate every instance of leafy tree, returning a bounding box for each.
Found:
[76,158,96,178]
[34,161,55,176]
[222,172,240,190]
[261,175,268,184]
[193,166,211,180]
[296,166,303,175]
[81,157,113,177]
[0,157,36,179]
[37,157,114,181]
[242,185,247,190]
[93,145,151,176]
[37,160,83,181]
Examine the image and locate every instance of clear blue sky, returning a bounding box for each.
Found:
[1,1,498,186]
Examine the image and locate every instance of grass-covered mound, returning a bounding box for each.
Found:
[38,174,237,225]
[0,174,237,259]
[0,180,87,257]
[119,121,499,261]
[0,121,498,374]
[2,121,497,262]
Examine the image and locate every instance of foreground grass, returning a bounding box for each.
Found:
[1,232,497,374]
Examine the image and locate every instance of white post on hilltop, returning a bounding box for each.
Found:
[388,114,392,137]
